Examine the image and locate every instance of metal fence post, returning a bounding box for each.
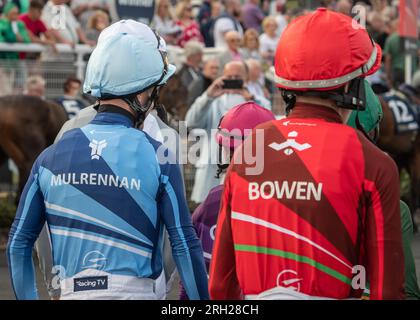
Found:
[75,49,85,81]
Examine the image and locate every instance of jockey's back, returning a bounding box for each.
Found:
[210,104,405,300]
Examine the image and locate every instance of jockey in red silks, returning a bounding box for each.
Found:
[209,8,405,300]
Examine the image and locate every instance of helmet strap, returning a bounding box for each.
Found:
[122,86,160,127]
[215,144,233,179]
[216,163,229,179]
[281,90,296,115]
[334,77,366,111]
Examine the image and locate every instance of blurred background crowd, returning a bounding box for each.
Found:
[0,0,415,108]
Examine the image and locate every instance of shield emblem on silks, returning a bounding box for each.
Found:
[113,0,156,25]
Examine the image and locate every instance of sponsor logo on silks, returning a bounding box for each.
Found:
[249,180,323,201]
[89,139,107,160]
[82,250,107,270]
[74,276,108,292]
[210,224,217,241]
[282,121,317,127]
[50,173,141,191]
[269,131,312,156]
[276,270,303,292]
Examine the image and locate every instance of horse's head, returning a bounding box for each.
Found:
[158,72,189,128]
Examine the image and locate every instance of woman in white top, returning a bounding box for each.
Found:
[239,28,262,61]
[259,16,279,65]
[151,0,182,45]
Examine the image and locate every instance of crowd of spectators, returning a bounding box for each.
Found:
[0,0,108,61]
[0,0,417,103]
[0,0,419,205]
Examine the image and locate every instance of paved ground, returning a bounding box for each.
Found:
[1,234,419,300]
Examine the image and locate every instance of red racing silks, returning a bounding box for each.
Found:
[209,105,405,300]
[360,133,405,300]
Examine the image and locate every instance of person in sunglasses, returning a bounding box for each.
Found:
[7,20,209,300]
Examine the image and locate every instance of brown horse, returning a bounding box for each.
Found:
[0,95,68,201]
[378,97,420,230]
[158,72,189,127]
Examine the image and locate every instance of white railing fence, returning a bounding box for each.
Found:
[0,43,285,114]
[0,43,224,99]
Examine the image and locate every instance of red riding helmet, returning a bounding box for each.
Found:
[216,102,276,150]
[274,8,382,93]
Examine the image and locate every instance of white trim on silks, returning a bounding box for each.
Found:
[245,286,335,300]
[49,228,152,259]
[203,251,212,260]
[231,211,353,270]
[60,269,161,300]
[45,202,152,246]
[275,45,378,89]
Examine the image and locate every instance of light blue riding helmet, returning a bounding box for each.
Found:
[83,20,176,99]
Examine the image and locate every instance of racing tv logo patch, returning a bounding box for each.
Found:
[74,276,108,292]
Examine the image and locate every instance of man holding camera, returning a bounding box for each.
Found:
[186,61,270,204]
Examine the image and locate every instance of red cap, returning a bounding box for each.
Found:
[274,8,382,91]
[216,102,275,149]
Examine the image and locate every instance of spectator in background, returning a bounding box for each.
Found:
[86,10,110,42]
[186,60,270,204]
[197,0,212,28]
[239,28,261,61]
[186,61,251,204]
[242,0,265,31]
[286,7,307,23]
[273,0,288,39]
[245,58,270,101]
[212,0,243,48]
[0,2,31,60]
[151,0,182,46]
[19,0,57,54]
[261,0,271,15]
[218,30,243,67]
[336,0,352,16]
[384,19,406,88]
[71,0,109,30]
[175,0,203,48]
[367,11,389,49]
[24,75,46,98]
[42,0,95,47]
[259,16,279,65]
[54,76,87,119]
[178,40,204,88]
[200,0,222,47]
[371,0,397,24]
[188,58,220,106]
[2,0,30,14]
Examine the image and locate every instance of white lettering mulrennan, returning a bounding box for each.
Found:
[50,173,141,191]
